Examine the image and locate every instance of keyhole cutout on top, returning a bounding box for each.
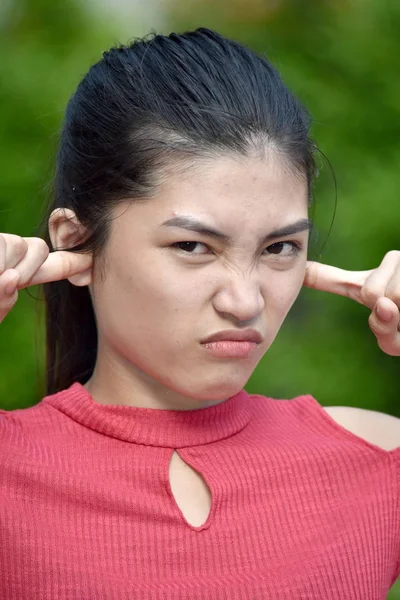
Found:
[168,450,212,528]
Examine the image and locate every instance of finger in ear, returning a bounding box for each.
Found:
[69,267,92,287]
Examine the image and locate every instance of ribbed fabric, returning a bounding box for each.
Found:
[1,382,400,599]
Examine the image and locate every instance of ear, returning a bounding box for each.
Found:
[48,208,93,287]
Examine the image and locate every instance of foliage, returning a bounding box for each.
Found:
[1,4,399,409]
[0,0,399,595]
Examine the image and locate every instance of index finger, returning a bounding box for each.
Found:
[304,261,374,305]
[20,250,93,289]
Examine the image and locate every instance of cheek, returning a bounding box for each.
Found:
[267,272,304,320]
[95,258,198,339]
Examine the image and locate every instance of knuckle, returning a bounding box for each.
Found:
[1,235,28,269]
[385,286,400,306]
[380,250,400,264]
[29,237,49,259]
[386,250,400,259]
[360,285,381,307]
[13,236,28,257]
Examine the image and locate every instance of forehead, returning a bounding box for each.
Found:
[158,151,308,218]
[114,152,309,236]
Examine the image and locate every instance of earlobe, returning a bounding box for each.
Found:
[48,207,93,288]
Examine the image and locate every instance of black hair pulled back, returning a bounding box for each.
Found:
[36,27,317,395]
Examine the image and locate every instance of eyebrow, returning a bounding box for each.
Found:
[159,215,313,246]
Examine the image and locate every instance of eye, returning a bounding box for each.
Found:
[171,241,303,258]
[172,241,209,255]
[266,241,303,258]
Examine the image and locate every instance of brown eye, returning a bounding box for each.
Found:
[171,240,303,258]
[172,241,209,255]
[265,241,302,257]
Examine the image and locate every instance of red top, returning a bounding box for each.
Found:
[1,382,400,599]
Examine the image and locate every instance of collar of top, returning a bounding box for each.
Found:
[42,382,252,448]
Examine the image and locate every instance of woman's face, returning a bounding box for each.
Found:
[89,152,310,408]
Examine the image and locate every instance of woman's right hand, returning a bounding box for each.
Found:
[0,233,93,323]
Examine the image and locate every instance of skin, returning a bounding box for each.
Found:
[49,151,310,410]
[1,153,399,418]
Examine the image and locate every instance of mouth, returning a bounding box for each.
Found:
[201,340,259,358]
[201,328,264,345]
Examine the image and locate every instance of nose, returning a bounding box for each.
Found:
[212,275,265,323]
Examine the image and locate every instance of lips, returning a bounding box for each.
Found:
[201,329,263,344]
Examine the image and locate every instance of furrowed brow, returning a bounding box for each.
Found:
[159,216,312,245]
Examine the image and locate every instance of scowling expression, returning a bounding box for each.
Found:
[85,152,310,410]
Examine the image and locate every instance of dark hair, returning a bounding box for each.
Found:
[36,27,317,396]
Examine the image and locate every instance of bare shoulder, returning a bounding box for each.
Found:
[323,405,400,452]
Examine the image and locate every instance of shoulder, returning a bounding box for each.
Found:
[323,405,400,452]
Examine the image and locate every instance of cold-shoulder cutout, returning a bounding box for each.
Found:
[301,395,400,455]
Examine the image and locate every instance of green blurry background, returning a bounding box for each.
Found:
[0,0,399,593]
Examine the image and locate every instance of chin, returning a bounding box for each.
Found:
[187,377,249,402]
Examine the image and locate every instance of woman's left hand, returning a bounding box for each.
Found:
[303,250,400,356]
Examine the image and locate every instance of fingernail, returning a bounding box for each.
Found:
[377,304,392,322]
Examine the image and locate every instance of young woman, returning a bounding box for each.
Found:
[0,27,399,599]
